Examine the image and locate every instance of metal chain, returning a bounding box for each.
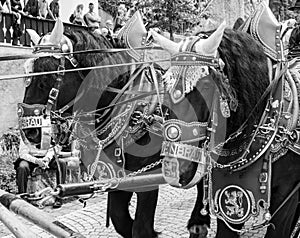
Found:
[90,159,163,194]
[19,158,163,202]
[127,159,163,177]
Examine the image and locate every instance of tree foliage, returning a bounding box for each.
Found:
[99,0,202,37]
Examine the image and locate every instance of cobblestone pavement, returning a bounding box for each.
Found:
[0,185,267,238]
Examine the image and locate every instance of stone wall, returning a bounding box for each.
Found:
[0,45,32,134]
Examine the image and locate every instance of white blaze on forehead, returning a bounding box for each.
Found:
[194,21,227,57]
[24,59,34,74]
[23,59,34,87]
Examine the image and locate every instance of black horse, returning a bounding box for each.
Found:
[151,19,300,238]
[23,19,164,238]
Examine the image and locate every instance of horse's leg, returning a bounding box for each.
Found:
[109,191,134,238]
[215,219,243,238]
[188,181,210,238]
[132,188,159,238]
[265,153,300,238]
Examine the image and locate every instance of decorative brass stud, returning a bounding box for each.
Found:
[173,89,182,99]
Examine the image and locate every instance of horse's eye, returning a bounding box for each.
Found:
[24,77,32,87]
[38,77,52,90]
[38,81,46,90]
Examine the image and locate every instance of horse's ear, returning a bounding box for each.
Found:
[195,21,226,57]
[149,29,181,54]
[26,29,41,45]
[49,18,64,45]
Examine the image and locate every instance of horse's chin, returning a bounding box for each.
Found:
[189,224,209,238]
[162,157,199,188]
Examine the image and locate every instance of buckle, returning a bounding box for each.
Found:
[57,65,65,76]
[114,148,122,157]
[259,172,268,183]
[67,56,78,68]
[49,88,59,101]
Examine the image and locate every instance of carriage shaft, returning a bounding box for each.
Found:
[0,189,84,238]
[56,174,166,197]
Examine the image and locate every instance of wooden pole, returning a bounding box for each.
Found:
[0,203,37,238]
[0,189,83,238]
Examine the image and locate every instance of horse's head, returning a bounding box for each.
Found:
[152,22,269,188]
[19,20,85,148]
[23,19,83,109]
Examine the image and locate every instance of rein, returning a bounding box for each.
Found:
[0,46,164,62]
[0,58,170,81]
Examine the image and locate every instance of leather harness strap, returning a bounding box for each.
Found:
[46,56,65,116]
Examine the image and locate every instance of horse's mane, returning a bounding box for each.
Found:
[217,29,269,135]
[64,29,131,91]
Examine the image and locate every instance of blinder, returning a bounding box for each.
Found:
[17,103,52,150]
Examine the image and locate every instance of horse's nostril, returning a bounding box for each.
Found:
[195,227,200,233]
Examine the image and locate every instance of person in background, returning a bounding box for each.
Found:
[9,0,23,45]
[15,128,67,208]
[101,27,108,36]
[125,0,138,19]
[84,2,101,35]
[11,0,22,14]
[103,19,115,44]
[114,4,127,33]
[47,0,59,20]
[105,19,114,34]
[69,4,86,26]
[38,0,54,19]
[23,0,39,17]
[288,0,300,53]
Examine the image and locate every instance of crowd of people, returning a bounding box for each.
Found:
[0,0,60,20]
[0,0,61,45]
[0,0,136,45]
[68,2,133,39]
